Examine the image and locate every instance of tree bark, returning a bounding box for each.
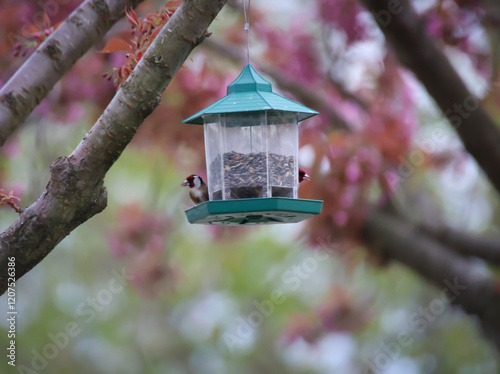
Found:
[418,223,500,265]
[0,0,144,147]
[0,0,228,295]
[359,0,500,196]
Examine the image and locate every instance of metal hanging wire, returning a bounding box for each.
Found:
[242,0,251,65]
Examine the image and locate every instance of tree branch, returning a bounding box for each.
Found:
[0,0,144,147]
[0,0,228,295]
[359,0,500,196]
[418,223,500,265]
[363,209,500,348]
[473,0,500,14]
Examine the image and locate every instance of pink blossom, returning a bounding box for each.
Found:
[367,153,381,174]
[383,170,399,192]
[317,0,364,44]
[339,190,354,209]
[2,140,20,158]
[66,103,85,123]
[334,210,348,226]
[255,22,322,85]
[345,160,361,183]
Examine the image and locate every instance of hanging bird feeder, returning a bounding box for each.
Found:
[182,64,323,225]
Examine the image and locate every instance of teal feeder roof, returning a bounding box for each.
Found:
[183,64,319,125]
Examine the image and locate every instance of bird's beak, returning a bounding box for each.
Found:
[303,173,311,181]
[181,180,189,187]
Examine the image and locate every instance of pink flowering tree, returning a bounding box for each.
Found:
[1,0,500,371]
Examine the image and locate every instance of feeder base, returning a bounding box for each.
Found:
[184,197,323,225]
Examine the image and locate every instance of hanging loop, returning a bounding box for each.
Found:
[242,0,251,65]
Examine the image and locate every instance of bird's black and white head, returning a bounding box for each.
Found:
[181,175,204,189]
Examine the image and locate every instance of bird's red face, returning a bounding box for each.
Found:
[298,169,310,183]
[181,175,196,188]
[182,175,205,188]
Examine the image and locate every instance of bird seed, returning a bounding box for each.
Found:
[210,151,295,199]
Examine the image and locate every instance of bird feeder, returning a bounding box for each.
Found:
[183,64,323,225]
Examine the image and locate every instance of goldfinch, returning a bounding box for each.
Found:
[181,175,209,205]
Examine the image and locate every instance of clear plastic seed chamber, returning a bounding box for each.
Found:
[182,65,323,225]
[203,111,298,200]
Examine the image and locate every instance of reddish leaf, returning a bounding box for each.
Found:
[43,12,51,30]
[23,24,41,37]
[126,8,139,26]
[150,27,162,42]
[166,0,182,9]
[99,38,131,53]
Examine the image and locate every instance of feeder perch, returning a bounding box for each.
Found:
[183,64,323,225]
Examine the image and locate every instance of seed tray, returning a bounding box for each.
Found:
[184,197,324,225]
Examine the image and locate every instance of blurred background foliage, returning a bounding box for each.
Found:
[0,0,499,373]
